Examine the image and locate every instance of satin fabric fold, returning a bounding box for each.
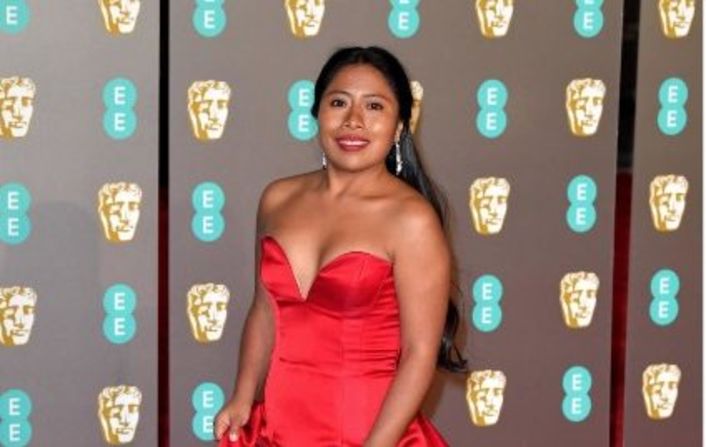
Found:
[219,236,448,446]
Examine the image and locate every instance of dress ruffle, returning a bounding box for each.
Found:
[218,401,448,447]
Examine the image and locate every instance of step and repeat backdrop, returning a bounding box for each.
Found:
[0,1,159,446]
[1,1,701,446]
[170,1,630,446]
[623,1,702,446]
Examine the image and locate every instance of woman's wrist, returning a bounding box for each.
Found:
[229,387,254,408]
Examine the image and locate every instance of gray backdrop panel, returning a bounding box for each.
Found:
[170,2,622,445]
[0,1,159,446]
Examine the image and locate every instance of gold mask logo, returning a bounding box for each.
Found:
[99,0,141,34]
[566,78,606,137]
[98,182,143,243]
[410,80,424,134]
[650,174,688,232]
[188,80,231,141]
[187,283,230,343]
[0,77,36,139]
[0,286,37,347]
[560,272,599,329]
[285,0,325,38]
[642,363,681,420]
[466,370,506,427]
[469,177,510,235]
[475,0,514,38]
[659,0,695,38]
[98,385,142,444]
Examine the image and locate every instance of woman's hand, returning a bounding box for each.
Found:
[214,397,252,443]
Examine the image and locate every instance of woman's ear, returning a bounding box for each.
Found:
[394,121,404,142]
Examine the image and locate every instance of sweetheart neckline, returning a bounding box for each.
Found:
[260,234,392,301]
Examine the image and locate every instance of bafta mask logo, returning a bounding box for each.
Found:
[188,80,231,141]
[99,0,141,35]
[466,370,507,427]
[0,76,35,139]
[642,363,681,420]
[560,272,599,329]
[98,385,142,444]
[469,177,510,235]
[0,286,37,347]
[650,175,688,232]
[187,283,230,343]
[98,182,143,243]
[410,80,424,134]
[285,0,325,38]
[475,0,514,38]
[659,0,695,38]
[566,78,606,137]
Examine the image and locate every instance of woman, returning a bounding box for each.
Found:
[215,46,466,446]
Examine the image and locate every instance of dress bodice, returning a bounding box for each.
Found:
[259,235,402,377]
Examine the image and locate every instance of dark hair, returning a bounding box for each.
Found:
[311,46,467,373]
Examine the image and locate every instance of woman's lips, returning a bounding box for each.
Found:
[335,136,370,151]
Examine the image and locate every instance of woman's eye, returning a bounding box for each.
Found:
[330,99,345,107]
[368,102,383,110]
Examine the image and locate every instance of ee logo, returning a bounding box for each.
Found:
[0,389,32,447]
[0,183,31,245]
[573,0,604,38]
[562,365,592,422]
[103,78,138,140]
[471,274,503,332]
[388,0,420,39]
[649,269,680,326]
[0,0,29,34]
[193,0,226,38]
[287,80,318,141]
[566,175,597,233]
[657,77,688,136]
[102,284,138,344]
[192,182,226,242]
[192,382,224,441]
[476,79,508,139]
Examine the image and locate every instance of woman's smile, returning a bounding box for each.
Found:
[335,134,370,151]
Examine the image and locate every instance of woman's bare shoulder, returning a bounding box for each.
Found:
[258,170,320,218]
[386,180,445,246]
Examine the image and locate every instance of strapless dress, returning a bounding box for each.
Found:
[219,235,448,446]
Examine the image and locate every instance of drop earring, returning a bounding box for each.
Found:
[395,141,403,175]
[322,153,327,169]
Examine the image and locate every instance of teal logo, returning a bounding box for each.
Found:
[562,365,592,422]
[0,0,29,34]
[388,0,420,39]
[191,382,224,441]
[192,182,226,242]
[657,77,688,136]
[287,80,318,141]
[0,183,31,245]
[573,0,604,38]
[103,78,138,140]
[0,389,32,447]
[102,284,137,344]
[471,274,503,332]
[193,0,226,38]
[566,175,597,233]
[476,79,508,139]
[649,269,680,326]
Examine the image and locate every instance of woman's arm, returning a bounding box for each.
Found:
[364,200,450,447]
[214,184,280,441]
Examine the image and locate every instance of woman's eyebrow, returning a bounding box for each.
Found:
[324,90,393,102]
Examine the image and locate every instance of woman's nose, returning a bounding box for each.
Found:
[344,106,363,128]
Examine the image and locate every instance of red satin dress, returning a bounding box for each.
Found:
[219,235,448,447]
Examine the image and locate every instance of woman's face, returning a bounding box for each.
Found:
[317,64,401,173]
